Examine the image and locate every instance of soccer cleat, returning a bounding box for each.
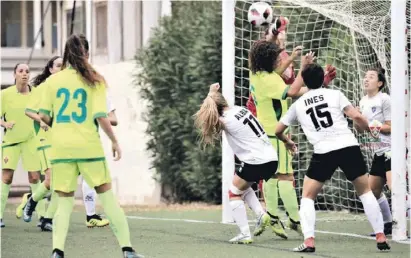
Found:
[37,216,45,227]
[123,251,144,258]
[50,249,64,258]
[23,195,38,222]
[370,222,392,237]
[270,217,288,239]
[287,219,303,236]
[293,243,316,252]
[229,233,253,244]
[253,213,271,236]
[41,218,53,232]
[376,233,391,251]
[86,214,110,228]
[0,219,5,228]
[16,193,30,219]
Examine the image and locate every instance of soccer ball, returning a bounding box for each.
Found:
[247,2,273,27]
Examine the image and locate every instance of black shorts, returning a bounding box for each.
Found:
[237,161,278,183]
[306,146,367,182]
[369,153,391,179]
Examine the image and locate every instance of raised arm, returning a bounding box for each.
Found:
[286,51,316,98]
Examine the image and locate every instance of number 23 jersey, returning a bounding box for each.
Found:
[280,88,358,154]
[39,68,108,161]
[221,106,278,164]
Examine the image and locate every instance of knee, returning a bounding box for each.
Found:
[95,183,111,194]
[43,176,51,189]
[229,184,246,201]
[28,172,40,183]
[2,169,14,184]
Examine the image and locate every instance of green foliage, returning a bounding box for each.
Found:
[134,2,223,203]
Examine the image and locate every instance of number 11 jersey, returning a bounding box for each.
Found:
[221,106,278,164]
[280,88,358,154]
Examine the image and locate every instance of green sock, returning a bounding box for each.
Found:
[263,178,279,217]
[31,182,48,218]
[30,182,40,195]
[278,180,300,222]
[99,190,132,248]
[53,196,74,251]
[1,183,11,219]
[45,190,58,219]
[33,182,49,202]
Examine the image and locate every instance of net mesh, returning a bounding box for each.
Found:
[234,0,410,215]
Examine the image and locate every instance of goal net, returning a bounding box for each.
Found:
[223,0,410,237]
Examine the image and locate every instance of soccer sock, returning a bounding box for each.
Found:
[32,183,49,202]
[30,182,40,195]
[359,191,384,234]
[1,183,11,219]
[263,178,279,218]
[99,190,132,248]
[82,180,96,216]
[242,187,264,218]
[45,190,58,219]
[229,199,251,236]
[278,180,300,222]
[53,196,75,251]
[377,194,392,223]
[299,198,316,240]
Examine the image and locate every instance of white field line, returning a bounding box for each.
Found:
[126,215,411,245]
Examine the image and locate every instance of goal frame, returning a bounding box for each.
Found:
[221,0,409,241]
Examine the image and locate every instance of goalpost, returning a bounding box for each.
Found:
[222,0,410,241]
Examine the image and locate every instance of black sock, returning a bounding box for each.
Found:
[52,249,64,257]
[122,247,134,252]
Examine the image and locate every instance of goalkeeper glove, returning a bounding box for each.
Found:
[323,64,336,87]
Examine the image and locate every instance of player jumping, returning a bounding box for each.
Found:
[194,83,277,244]
[275,63,390,252]
[247,20,336,239]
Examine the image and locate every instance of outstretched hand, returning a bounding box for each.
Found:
[301,51,316,68]
[323,64,337,87]
[209,83,220,93]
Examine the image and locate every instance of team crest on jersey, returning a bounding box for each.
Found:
[371,106,377,113]
[3,156,8,164]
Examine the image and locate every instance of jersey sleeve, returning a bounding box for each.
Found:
[26,87,41,113]
[1,90,6,117]
[280,102,297,126]
[92,84,108,119]
[338,91,352,110]
[265,74,289,100]
[39,81,53,117]
[381,93,391,121]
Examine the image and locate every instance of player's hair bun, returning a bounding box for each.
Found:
[379,68,386,75]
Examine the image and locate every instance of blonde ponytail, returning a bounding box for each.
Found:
[194,93,227,147]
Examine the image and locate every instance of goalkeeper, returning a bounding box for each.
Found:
[248,24,336,239]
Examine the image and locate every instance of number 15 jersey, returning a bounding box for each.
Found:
[39,68,108,162]
[221,106,278,164]
[280,88,358,154]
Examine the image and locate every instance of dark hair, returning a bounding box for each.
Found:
[13,63,29,84]
[249,40,281,74]
[302,63,325,89]
[31,56,61,86]
[368,68,386,91]
[62,34,103,86]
